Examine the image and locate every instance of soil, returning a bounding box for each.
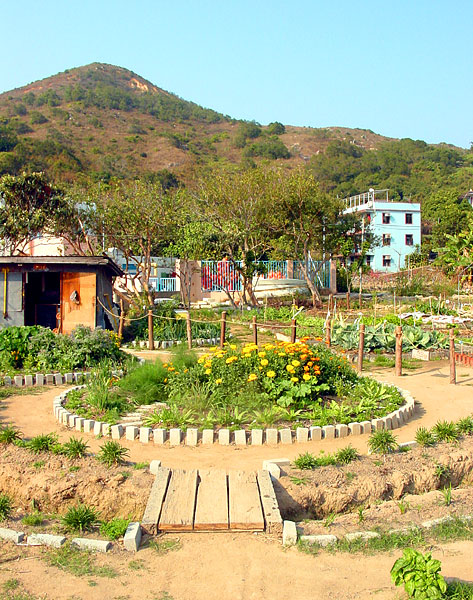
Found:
[0,445,153,520]
[279,438,473,520]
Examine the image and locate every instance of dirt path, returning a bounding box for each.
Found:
[1,536,472,600]
[1,361,472,471]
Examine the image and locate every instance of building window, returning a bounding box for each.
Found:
[382,233,391,246]
[405,234,414,246]
[365,255,372,266]
[383,255,391,267]
[382,213,391,224]
[405,213,413,224]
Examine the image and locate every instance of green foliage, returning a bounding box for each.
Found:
[44,542,117,577]
[368,430,398,455]
[0,424,21,444]
[432,420,459,443]
[456,416,473,435]
[61,437,89,459]
[0,493,13,521]
[99,517,130,539]
[335,445,358,464]
[26,433,59,454]
[293,447,357,470]
[22,512,45,526]
[441,483,452,506]
[415,427,436,447]
[293,452,318,469]
[61,504,99,533]
[390,548,447,599]
[267,122,286,135]
[244,136,290,159]
[97,440,129,467]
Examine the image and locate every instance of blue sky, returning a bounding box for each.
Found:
[2,0,472,147]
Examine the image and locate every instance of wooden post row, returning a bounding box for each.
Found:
[449,328,456,385]
[186,311,192,349]
[395,325,402,377]
[325,319,331,347]
[357,323,365,372]
[220,311,227,349]
[148,309,154,351]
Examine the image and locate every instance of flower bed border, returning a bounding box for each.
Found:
[53,381,416,446]
[2,371,92,388]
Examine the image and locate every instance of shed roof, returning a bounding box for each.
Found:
[0,255,123,277]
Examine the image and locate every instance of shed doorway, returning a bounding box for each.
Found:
[24,271,60,329]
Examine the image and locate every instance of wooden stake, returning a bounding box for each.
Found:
[329,293,334,313]
[325,319,331,347]
[118,298,124,340]
[357,323,365,372]
[148,309,154,351]
[220,311,227,349]
[346,291,350,311]
[449,328,456,385]
[252,315,258,346]
[395,325,402,376]
[186,311,192,349]
[291,319,297,343]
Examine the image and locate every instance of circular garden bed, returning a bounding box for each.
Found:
[62,340,410,433]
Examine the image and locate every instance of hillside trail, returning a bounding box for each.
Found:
[1,360,472,471]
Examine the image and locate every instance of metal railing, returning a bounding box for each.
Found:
[201,260,242,292]
[258,260,288,279]
[343,188,389,210]
[149,277,177,292]
[294,259,330,289]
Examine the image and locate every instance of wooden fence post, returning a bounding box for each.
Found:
[325,319,331,348]
[395,325,402,376]
[186,311,192,349]
[220,311,227,349]
[148,309,154,351]
[346,292,350,311]
[329,293,334,313]
[291,319,297,344]
[358,323,365,372]
[118,298,124,340]
[252,315,258,346]
[450,328,456,385]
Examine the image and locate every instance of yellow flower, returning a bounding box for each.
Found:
[164,378,168,383]
[291,360,300,367]
[291,377,299,383]
[248,373,258,382]
[266,370,276,378]
[226,358,233,364]
[215,378,223,384]
[303,373,311,381]
[258,351,266,358]
[286,364,295,373]
[260,359,269,367]
[205,368,211,375]
[278,352,286,357]
[204,362,212,369]
[230,344,237,350]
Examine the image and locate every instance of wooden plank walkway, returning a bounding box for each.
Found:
[142,467,282,533]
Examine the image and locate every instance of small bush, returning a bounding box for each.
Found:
[61,437,89,459]
[61,504,99,533]
[0,494,13,521]
[415,427,436,447]
[456,416,473,436]
[335,445,358,464]
[391,548,446,599]
[26,433,59,454]
[22,512,45,526]
[293,452,318,470]
[368,430,398,455]
[97,441,129,467]
[0,424,21,444]
[100,518,130,540]
[432,420,459,443]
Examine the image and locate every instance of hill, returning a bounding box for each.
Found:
[0,63,393,183]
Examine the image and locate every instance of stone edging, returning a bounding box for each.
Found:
[53,383,416,446]
[282,514,473,547]
[2,371,92,388]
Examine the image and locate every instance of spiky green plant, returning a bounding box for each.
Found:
[368,430,398,455]
[293,452,318,470]
[0,494,13,521]
[97,441,129,467]
[61,504,99,533]
[26,433,59,454]
[0,424,21,444]
[335,445,358,464]
[415,427,436,447]
[61,437,89,459]
[432,421,459,443]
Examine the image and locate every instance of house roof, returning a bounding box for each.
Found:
[0,255,123,277]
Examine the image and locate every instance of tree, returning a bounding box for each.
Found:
[0,172,74,254]
[87,180,183,306]
[192,166,277,307]
[436,215,473,276]
[422,190,472,247]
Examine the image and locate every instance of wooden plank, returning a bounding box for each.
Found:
[141,467,170,535]
[228,470,264,531]
[194,469,229,531]
[159,469,198,531]
[256,470,283,535]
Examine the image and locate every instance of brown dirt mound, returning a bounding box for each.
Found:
[0,445,153,520]
[278,437,473,519]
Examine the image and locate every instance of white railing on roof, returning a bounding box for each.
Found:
[344,188,390,210]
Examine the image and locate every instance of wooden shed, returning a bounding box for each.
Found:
[0,256,123,333]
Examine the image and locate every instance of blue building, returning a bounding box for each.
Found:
[343,189,421,273]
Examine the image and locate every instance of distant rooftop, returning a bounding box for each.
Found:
[0,255,123,276]
[343,189,419,212]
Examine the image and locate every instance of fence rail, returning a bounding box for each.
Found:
[294,260,330,289]
[149,277,177,292]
